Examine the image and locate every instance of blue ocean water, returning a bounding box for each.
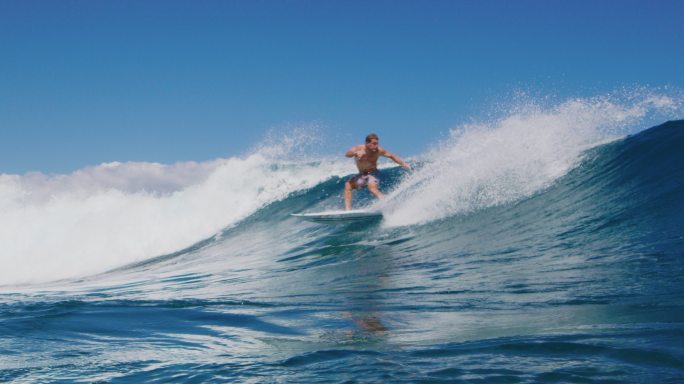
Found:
[1,116,684,382]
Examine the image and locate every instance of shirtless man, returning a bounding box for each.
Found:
[344,133,411,210]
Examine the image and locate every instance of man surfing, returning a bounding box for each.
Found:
[344,133,411,210]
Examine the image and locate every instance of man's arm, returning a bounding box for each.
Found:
[381,149,411,170]
[345,144,364,158]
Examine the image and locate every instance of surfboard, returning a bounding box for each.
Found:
[291,209,383,224]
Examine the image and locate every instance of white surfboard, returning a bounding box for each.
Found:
[291,209,383,224]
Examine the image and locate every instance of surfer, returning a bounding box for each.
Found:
[344,133,410,210]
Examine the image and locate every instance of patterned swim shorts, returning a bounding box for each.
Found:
[348,171,380,189]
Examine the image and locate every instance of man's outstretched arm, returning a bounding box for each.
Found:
[382,150,411,170]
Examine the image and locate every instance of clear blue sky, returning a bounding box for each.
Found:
[1,0,682,174]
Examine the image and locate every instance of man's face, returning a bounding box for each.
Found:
[366,139,379,152]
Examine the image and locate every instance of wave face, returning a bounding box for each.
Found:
[1,94,684,382]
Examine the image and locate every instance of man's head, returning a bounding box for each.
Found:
[365,133,379,152]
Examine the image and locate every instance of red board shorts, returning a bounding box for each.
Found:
[348,171,380,189]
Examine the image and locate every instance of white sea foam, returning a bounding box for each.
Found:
[381,91,683,227]
[0,150,350,285]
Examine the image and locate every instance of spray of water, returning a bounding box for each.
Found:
[381,90,682,226]
[0,126,348,285]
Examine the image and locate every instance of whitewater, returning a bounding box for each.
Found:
[1,90,684,382]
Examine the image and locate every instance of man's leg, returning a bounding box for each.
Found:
[344,181,354,210]
[367,183,384,200]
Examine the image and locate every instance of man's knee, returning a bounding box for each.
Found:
[368,184,381,195]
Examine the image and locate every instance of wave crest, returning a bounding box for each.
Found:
[382,91,683,226]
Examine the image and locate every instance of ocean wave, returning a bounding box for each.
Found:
[2,89,682,286]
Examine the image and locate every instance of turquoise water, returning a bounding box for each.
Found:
[1,116,684,382]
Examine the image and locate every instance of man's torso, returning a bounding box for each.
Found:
[356,147,382,173]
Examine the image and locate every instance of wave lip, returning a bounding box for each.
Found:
[382,93,683,227]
